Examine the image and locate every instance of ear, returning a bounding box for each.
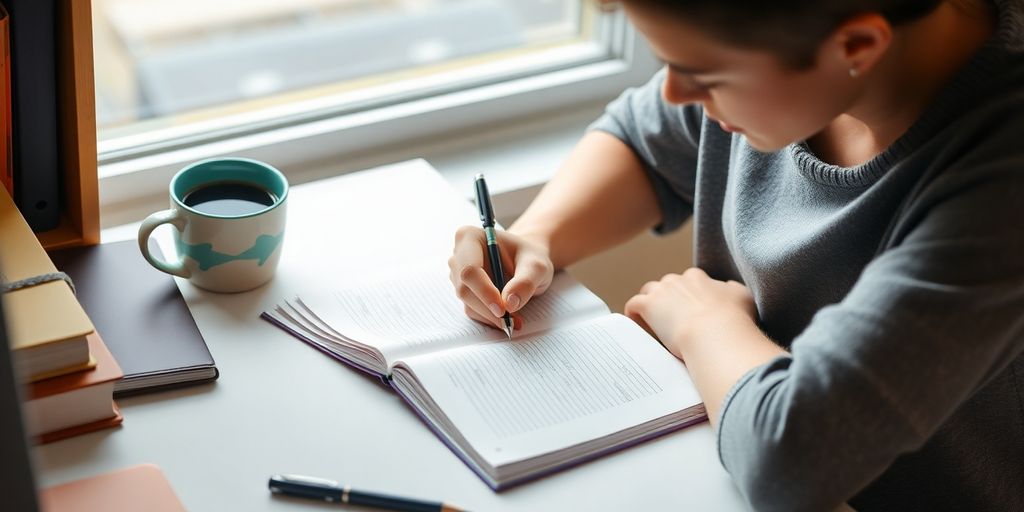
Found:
[819,13,893,76]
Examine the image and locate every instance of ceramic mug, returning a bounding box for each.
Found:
[138,157,288,293]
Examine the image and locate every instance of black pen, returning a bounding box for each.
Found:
[269,474,467,512]
[474,173,514,339]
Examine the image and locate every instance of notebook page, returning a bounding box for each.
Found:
[297,270,608,364]
[391,313,702,467]
[271,302,387,374]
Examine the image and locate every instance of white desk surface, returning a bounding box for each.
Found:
[33,160,747,511]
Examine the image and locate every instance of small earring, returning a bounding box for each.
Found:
[849,68,860,78]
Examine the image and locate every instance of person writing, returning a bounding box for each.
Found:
[448,0,1024,510]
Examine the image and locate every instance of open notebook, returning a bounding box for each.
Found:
[262,268,706,490]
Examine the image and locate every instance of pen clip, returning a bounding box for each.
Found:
[474,174,495,226]
[272,474,339,488]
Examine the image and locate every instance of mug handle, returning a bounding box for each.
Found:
[138,208,192,278]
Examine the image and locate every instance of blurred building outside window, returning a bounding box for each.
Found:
[92,0,657,214]
[94,0,603,155]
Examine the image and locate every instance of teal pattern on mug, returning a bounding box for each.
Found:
[175,231,285,271]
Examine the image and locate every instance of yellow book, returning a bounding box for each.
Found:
[0,186,93,381]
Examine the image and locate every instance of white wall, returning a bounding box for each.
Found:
[491,212,694,313]
[565,221,694,313]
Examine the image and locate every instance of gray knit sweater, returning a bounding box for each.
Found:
[589,1,1024,510]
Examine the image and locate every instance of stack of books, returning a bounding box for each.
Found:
[0,186,122,443]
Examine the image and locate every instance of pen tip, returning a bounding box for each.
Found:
[475,173,485,180]
[503,322,513,340]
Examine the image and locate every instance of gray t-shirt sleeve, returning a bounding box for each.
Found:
[587,69,704,234]
[716,147,1024,511]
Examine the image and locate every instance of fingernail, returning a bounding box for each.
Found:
[506,294,521,312]
[488,303,503,318]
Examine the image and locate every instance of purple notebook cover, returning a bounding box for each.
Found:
[391,378,707,491]
[50,240,218,396]
[260,312,707,491]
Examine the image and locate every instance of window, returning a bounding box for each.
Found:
[94,1,657,204]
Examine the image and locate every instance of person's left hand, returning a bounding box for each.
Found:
[624,268,758,361]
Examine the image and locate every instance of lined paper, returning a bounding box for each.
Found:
[437,322,662,439]
[300,271,605,359]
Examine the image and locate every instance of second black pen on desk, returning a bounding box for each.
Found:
[474,173,514,339]
[269,474,467,512]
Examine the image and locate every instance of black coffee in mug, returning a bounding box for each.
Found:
[183,182,277,216]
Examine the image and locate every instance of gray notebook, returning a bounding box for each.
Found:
[50,240,218,396]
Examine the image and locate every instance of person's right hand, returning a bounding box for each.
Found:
[448,226,555,332]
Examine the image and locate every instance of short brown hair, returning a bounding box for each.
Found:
[602,0,950,68]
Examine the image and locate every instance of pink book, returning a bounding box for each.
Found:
[40,464,186,512]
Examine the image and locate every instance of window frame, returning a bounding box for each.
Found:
[98,8,659,207]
